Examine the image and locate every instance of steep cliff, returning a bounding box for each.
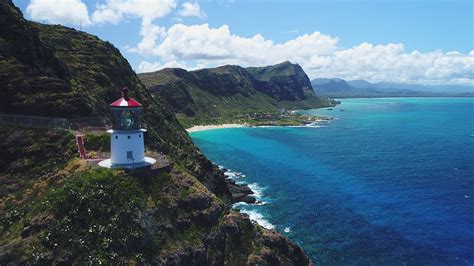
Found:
[247,61,316,100]
[0,0,228,200]
[0,125,313,265]
[0,0,314,264]
[0,0,74,117]
[139,62,335,121]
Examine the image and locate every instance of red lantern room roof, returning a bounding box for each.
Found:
[110,87,142,107]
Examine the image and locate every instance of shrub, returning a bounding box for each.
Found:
[42,169,149,263]
[84,133,110,152]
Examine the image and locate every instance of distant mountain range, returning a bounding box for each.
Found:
[311,78,474,98]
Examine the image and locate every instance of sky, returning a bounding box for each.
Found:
[12,0,474,85]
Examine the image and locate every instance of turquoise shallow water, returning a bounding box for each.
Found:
[190,98,474,265]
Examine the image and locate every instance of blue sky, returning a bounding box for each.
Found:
[13,0,474,85]
[202,1,472,51]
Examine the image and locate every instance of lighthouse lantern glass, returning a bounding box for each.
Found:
[112,108,141,130]
[121,110,133,129]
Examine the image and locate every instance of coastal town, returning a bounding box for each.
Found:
[184,110,332,132]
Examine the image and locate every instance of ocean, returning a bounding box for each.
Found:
[190,98,474,265]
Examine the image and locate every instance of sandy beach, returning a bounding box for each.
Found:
[186,124,246,133]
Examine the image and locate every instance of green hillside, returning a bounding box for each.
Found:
[0,126,311,264]
[139,62,337,126]
[0,0,228,198]
[0,0,313,264]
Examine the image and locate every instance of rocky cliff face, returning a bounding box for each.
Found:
[0,0,74,117]
[0,0,229,201]
[0,1,314,264]
[0,126,313,265]
[139,61,333,119]
[247,61,316,101]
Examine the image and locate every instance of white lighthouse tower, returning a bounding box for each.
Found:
[99,87,156,169]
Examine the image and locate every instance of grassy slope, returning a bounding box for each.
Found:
[139,63,337,127]
[0,126,312,265]
[0,1,313,264]
[1,0,229,205]
[0,1,79,117]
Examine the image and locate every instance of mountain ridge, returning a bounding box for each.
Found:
[0,1,313,264]
[139,61,336,123]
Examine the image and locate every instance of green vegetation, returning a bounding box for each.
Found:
[247,61,316,100]
[178,112,331,128]
[0,125,76,216]
[0,0,231,201]
[83,133,109,152]
[0,1,79,118]
[36,169,149,264]
[0,123,311,264]
[0,1,314,264]
[1,153,199,263]
[138,62,338,127]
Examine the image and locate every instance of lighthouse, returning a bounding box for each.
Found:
[99,87,156,169]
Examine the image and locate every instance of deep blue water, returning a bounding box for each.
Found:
[190,98,474,265]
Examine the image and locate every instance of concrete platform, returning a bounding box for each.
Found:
[98,157,156,170]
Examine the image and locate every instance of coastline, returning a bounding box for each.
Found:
[186,119,331,133]
[188,98,474,264]
[186,123,246,133]
[186,115,334,228]
[220,167,276,230]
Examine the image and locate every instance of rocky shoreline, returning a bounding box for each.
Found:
[222,168,258,204]
[0,0,316,263]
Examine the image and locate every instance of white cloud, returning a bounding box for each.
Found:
[311,43,474,85]
[26,0,92,26]
[135,23,167,55]
[91,3,122,24]
[179,2,207,18]
[26,0,178,27]
[132,23,474,85]
[91,0,177,24]
[138,24,338,66]
[25,0,471,86]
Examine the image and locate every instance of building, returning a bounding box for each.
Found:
[98,87,156,169]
